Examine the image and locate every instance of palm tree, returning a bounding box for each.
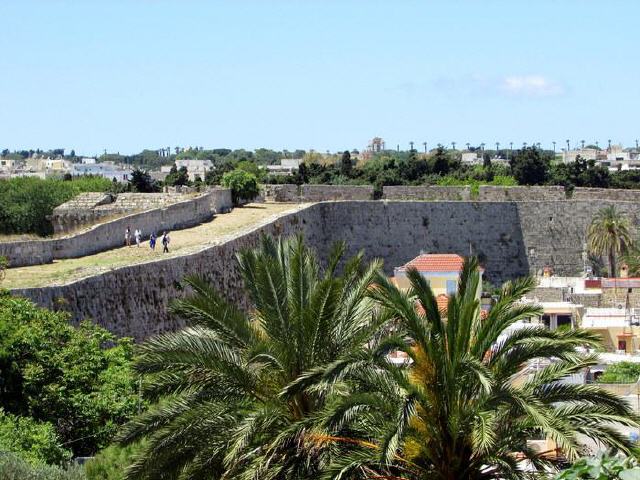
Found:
[306,258,637,479]
[117,235,382,479]
[587,206,633,277]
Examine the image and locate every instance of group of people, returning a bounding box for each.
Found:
[125,227,171,253]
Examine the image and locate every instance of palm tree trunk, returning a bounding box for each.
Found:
[609,248,616,278]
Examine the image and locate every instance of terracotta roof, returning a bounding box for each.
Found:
[399,254,465,273]
[416,294,488,319]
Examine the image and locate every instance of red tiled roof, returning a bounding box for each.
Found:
[415,294,489,319]
[399,254,465,273]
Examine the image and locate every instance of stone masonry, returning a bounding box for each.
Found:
[51,192,194,234]
[0,189,233,267]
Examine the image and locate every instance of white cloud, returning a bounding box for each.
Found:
[500,75,564,97]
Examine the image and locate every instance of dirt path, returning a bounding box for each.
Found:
[4,203,306,289]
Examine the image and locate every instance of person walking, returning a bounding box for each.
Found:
[134,228,142,247]
[161,231,170,253]
[125,226,131,247]
[149,232,157,251]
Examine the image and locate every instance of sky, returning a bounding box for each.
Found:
[1,0,639,156]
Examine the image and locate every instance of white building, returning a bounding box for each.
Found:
[461,152,481,164]
[266,158,301,174]
[71,162,133,182]
[174,159,213,181]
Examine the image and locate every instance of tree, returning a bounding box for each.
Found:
[221,169,259,204]
[130,168,159,193]
[588,206,633,277]
[163,164,190,187]
[310,257,637,479]
[510,146,550,185]
[340,150,352,177]
[0,293,139,457]
[117,235,382,479]
[429,146,452,175]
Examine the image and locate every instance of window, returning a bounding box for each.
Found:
[446,280,457,295]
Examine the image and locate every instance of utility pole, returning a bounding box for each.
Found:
[552,141,556,153]
[409,141,414,151]
[496,142,500,154]
[423,142,427,153]
[451,141,456,151]
[581,139,585,150]
[566,139,570,151]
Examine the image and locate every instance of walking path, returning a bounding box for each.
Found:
[4,203,307,289]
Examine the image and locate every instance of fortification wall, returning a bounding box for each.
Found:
[571,187,640,202]
[51,192,192,234]
[478,186,566,201]
[0,190,233,267]
[13,206,324,340]
[261,184,299,202]
[11,198,640,341]
[260,184,374,202]
[383,186,471,201]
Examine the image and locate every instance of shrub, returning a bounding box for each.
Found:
[556,453,640,479]
[0,176,113,236]
[221,169,259,204]
[0,294,139,457]
[0,451,85,480]
[0,411,71,466]
[84,443,144,480]
[598,362,640,384]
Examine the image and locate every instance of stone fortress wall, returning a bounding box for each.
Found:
[0,188,232,267]
[50,192,196,234]
[262,184,640,203]
[11,194,640,341]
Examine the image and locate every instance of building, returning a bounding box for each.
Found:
[71,162,133,182]
[582,307,640,354]
[174,159,213,181]
[461,152,481,164]
[392,253,467,296]
[266,158,301,175]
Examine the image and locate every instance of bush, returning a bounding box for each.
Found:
[221,169,259,204]
[84,443,144,480]
[0,451,85,480]
[556,453,640,479]
[0,176,113,236]
[0,294,139,457]
[597,362,640,384]
[0,411,71,466]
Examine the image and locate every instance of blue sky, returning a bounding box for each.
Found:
[1,0,639,155]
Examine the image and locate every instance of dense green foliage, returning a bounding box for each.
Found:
[0,294,139,458]
[0,451,86,480]
[163,165,190,187]
[117,235,382,479]
[129,169,160,193]
[221,169,259,204]
[84,443,144,480]
[556,454,640,479]
[598,362,640,384]
[0,411,71,465]
[0,176,113,235]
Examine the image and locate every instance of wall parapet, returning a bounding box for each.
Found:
[383,186,471,201]
[0,189,233,268]
[477,186,566,201]
[260,184,374,202]
[570,187,640,202]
